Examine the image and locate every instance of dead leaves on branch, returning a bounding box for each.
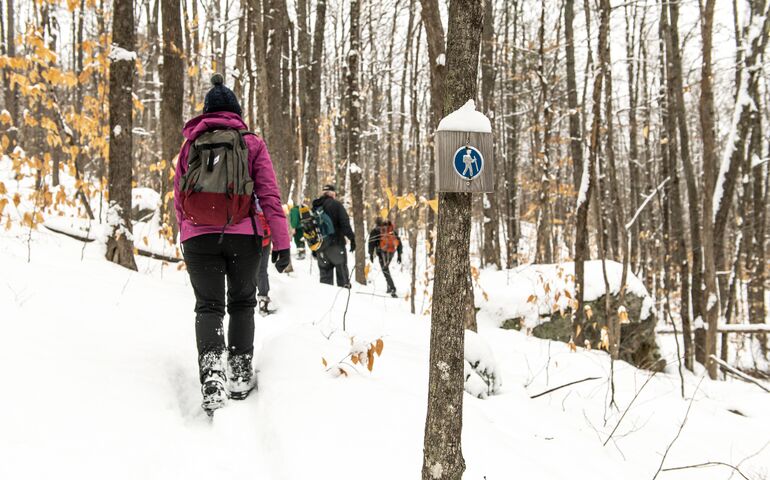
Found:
[323,337,385,377]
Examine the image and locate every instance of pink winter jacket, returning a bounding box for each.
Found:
[173,111,290,251]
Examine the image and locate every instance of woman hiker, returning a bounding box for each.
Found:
[174,74,291,415]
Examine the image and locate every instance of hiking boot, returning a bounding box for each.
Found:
[201,370,227,415]
[387,286,397,298]
[297,248,306,260]
[228,353,257,400]
[258,295,273,316]
[199,350,228,415]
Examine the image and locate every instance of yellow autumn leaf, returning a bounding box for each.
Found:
[12,193,21,207]
[321,357,328,367]
[385,187,396,210]
[0,198,8,216]
[0,182,6,195]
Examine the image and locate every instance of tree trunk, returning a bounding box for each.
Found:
[666,0,705,362]
[698,0,722,379]
[106,0,137,271]
[264,0,291,199]
[660,2,693,370]
[534,2,553,264]
[480,0,500,269]
[422,1,483,478]
[503,0,520,268]
[567,0,589,330]
[301,0,326,200]
[4,0,18,136]
[161,0,184,240]
[419,0,446,243]
[347,0,365,285]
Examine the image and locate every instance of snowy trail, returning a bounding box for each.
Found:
[1,229,769,479]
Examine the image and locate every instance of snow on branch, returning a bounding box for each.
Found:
[108,45,137,63]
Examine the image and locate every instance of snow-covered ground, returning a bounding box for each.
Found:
[1,224,769,480]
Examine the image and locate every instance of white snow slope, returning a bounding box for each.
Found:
[1,228,769,480]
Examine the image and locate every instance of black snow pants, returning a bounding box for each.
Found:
[257,243,271,297]
[377,251,396,292]
[317,242,350,287]
[182,234,261,381]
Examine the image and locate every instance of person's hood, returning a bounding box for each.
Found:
[182,111,248,141]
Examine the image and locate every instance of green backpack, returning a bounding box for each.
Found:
[179,129,254,227]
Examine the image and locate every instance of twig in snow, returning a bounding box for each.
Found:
[530,376,601,399]
[662,462,750,480]
[651,374,706,480]
[603,370,658,446]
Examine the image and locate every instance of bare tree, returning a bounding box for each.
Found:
[161,0,184,238]
[106,0,138,271]
[347,0,365,285]
[422,0,483,478]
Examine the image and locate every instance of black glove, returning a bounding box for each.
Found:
[369,253,374,263]
[397,254,402,264]
[349,238,356,252]
[271,249,291,273]
[311,250,317,258]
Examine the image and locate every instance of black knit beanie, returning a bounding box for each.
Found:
[203,73,242,117]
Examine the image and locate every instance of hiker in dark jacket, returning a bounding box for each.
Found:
[367,217,402,297]
[312,184,355,287]
[174,74,291,415]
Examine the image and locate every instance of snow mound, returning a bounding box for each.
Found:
[464,329,501,398]
[132,188,161,212]
[476,261,653,330]
[437,100,492,133]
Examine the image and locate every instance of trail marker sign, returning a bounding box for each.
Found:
[435,130,494,193]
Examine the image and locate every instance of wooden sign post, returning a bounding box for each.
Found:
[435,130,494,193]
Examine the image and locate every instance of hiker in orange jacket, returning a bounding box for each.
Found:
[367,217,402,298]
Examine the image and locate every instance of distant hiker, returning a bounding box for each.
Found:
[310,184,355,287]
[368,217,402,297]
[174,73,291,415]
[288,204,306,259]
[255,205,278,315]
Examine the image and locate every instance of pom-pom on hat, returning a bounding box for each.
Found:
[203,73,242,117]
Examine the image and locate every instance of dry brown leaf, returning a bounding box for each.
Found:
[367,348,375,372]
[322,357,328,367]
[375,339,384,356]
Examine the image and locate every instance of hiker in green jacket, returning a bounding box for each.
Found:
[289,204,306,259]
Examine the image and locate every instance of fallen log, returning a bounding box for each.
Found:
[44,224,182,263]
[657,324,770,334]
[709,355,770,393]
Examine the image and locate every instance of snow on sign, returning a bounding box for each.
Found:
[436,100,494,193]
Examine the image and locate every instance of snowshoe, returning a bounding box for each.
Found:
[228,353,257,400]
[201,370,227,416]
[258,296,277,316]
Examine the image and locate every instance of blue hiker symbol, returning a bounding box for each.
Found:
[453,144,484,180]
